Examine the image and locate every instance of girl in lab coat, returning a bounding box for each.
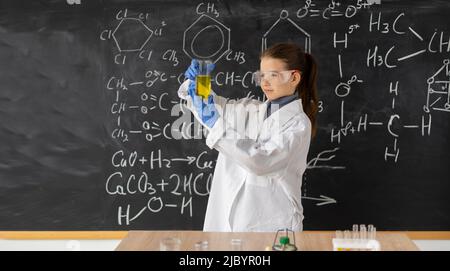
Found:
[179,42,318,232]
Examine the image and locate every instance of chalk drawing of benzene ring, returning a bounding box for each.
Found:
[262,10,311,54]
[183,14,231,63]
[112,18,154,52]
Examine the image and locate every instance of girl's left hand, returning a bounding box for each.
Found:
[187,83,219,128]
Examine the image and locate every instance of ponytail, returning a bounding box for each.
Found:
[299,53,318,138]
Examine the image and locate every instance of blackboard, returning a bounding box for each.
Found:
[0,0,449,231]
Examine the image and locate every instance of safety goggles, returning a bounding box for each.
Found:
[253,70,299,86]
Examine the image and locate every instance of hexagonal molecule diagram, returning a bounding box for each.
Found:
[183,14,230,63]
[112,18,153,52]
[262,10,311,54]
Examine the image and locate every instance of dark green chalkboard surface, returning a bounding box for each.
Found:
[0,0,449,230]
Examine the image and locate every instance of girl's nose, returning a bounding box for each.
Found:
[262,79,271,87]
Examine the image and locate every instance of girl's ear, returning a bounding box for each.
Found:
[293,72,301,85]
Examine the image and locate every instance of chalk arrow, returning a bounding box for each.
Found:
[301,195,337,206]
[186,156,196,164]
[171,156,196,165]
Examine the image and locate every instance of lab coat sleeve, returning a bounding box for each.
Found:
[206,117,308,176]
[177,79,228,128]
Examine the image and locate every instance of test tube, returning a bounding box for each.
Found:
[344,230,351,240]
[360,224,367,239]
[368,225,376,240]
[367,224,374,239]
[196,59,212,99]
[335,230,343,239]
[352,224,359,239]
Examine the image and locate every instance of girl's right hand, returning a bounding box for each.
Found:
[184,59,200,81]
[184,59,215,81]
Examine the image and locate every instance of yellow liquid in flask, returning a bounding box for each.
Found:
[196,75,211,99]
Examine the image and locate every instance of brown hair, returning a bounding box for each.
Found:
[261,42,319,138]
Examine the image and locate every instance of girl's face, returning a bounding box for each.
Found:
[259,57,301,101]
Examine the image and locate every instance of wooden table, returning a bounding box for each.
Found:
[115,231,419,251]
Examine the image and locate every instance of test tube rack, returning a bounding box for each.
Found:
[332,224,380,251]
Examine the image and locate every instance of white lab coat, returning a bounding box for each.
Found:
[178,80,311,232]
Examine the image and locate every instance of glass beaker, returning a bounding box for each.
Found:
[196,59,212,99]
[194,240,209,251]
[159,237,181,251]
[230,239,243,251]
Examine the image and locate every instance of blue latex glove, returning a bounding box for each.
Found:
[184,59,215,80]
[184,59,218,128]
[187,83,219,128]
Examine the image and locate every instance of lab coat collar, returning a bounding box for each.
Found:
[266,93,299,119]
[260,98,304,128]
